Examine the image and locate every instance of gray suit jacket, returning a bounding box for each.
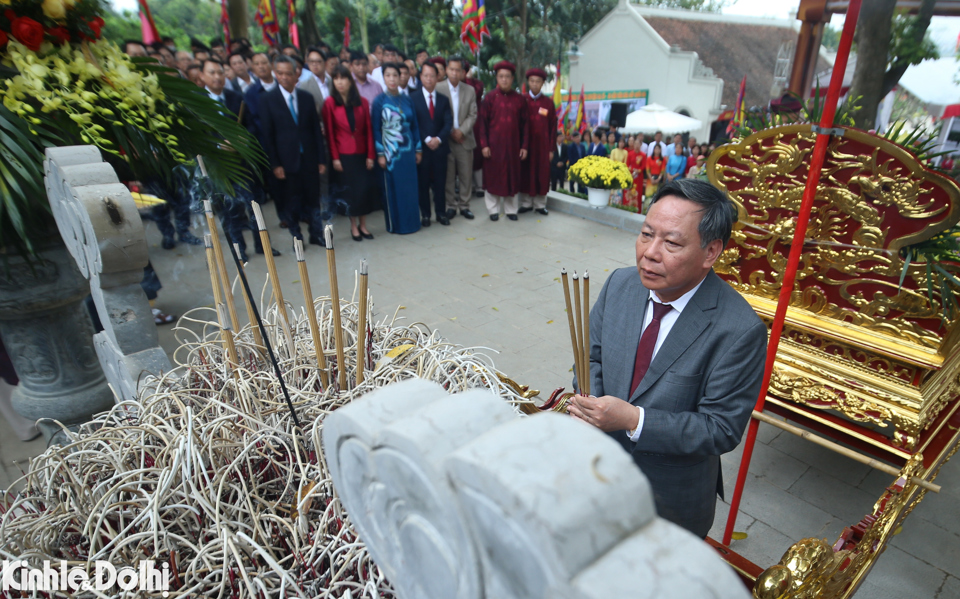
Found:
[582,267,767,538]
[297,76,325,118]
[436,80,477,150]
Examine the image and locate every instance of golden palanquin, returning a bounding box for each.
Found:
[708,124,960,463]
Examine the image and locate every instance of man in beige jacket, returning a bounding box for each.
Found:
[437,56,479,219]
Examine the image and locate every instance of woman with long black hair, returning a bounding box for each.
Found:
[322,65,379,241]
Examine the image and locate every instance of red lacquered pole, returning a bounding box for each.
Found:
[721,0,863,546]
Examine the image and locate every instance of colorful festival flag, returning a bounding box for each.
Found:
[343,17,351,49]
[559,89,572,134]
[287,0,300,49]
[138,0,160,45]
[574,84,586,135]
[552,60,562,110]
[255,0,280,47]
[460,0,491,54]
[726,75,746,135]
[219,0,231,48]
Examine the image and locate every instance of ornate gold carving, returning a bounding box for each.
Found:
[709,125,960,352]
[769,367,893,428]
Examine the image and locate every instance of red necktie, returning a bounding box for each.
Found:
[630,302,673,396]
[429,93,435,119]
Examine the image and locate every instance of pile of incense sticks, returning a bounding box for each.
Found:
[0,208,541,599]
[561,269,591,396]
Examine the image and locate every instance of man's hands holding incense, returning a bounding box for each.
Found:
[569,394,639,433]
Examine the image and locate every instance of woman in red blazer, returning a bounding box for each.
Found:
[322,65,379,241]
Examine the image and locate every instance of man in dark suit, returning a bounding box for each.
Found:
[411,61,453,226]
[551,132,568,192]
[243,53,289,227]
[200,58,278,261]
[259,55,328,246]
[566,131,585,193]
[567,179,767,539]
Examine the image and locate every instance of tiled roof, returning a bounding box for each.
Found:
[642,14,830,108]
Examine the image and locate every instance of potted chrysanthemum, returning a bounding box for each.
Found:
[0,0,264,436]
[567,155,634,208]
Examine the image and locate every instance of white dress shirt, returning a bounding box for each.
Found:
[642,141,669,158]
[627,276,707,442]
[205,87,226,103]
[449,81,460,127]
[370,65,385,88]
[234,74,255,94]
[261,78,278,92]
[421,87,441,145]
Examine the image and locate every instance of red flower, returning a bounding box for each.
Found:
[10,16,44,52]
[47,26,70,45]
[88,16,104,39]
[0,31,7,47]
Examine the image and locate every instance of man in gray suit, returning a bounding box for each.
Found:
[437,56,478,220]
[567,179,767,539]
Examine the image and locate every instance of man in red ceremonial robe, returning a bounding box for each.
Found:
[477,61,529,221]
[519,67,557,216]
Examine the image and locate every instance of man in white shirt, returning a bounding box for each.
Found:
[305,47,331,102]
[640,130,669,158]
[436,56,478,219]
[227,51,256,94]
[369,44,400,88]
[398,64,411,95]
[566,178,766,539]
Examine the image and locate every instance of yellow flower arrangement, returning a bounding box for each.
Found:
[0,39,187,161]
[567,155,634,190]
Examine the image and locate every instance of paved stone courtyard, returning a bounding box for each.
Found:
[1,202,958,598]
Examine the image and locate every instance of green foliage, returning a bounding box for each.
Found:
[820,25,840,51]
[888,12,939,69]
[899,230,960,323]
[635,0,727,10]
[102,0,221,51]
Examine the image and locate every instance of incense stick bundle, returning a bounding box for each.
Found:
[325,226,347,391]
[582,272,591,396]
[233,243,264,349]
[203,200,240,333]
[204,234,231,351]
[560,269,584,392]
[251,202,290,327]
[572,272,585,392]
[216,303,240,374]
[295,239,329,388]
[356,259,369,387]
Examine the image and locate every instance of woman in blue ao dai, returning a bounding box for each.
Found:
[372,63,422,234]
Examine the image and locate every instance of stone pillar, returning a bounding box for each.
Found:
[323,379,751,599]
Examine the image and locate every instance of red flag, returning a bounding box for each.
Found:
[726,75,746,135]
[255,0,280,47]
[343,17,351,49]
[138,0,160,45]
[288,0,299,49]
[575,84,586,135]
[220,0,231,48]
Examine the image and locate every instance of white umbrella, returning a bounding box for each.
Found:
[620,103,703,135]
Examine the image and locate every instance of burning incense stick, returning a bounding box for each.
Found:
[203,200,240,333]
[203,234,232,352]
[251,202,290,327]
[216,303,239,375]
[325,226,347,391]
[233,243,264,349]
[582,271,591,397]
[357,259,369,387]
[561,268,583,393]
[572,272,585,392]
[295,239,329,388]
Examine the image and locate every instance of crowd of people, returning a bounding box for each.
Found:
[549,128,717,212]
[123,35,569,260]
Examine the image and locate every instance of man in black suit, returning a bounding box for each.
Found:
[411,61,453,226]
[551,132,568,192]
[200,58,278,261]
[566,131,586,193]
[259,55,328,246]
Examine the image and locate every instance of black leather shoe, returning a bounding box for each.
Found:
[352,232,363,241]
[178,232,203,245]
[518,207,533,214]
[279,221,289,229]
[489,214,499,222]
[507,214,518,221]
[309,236,325,247]
[460,209,475,220]
[437,215,451,226]
[161,236,175,250]
[446,209,457,219]
[361,231,374,240]
[421,217,431,227]
[255,247,282,256]
[535,208,549,216]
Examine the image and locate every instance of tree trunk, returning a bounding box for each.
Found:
[880,0,935,98]
[848,0,896,130]
[227,0,250,44]
[300,0,322,47]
